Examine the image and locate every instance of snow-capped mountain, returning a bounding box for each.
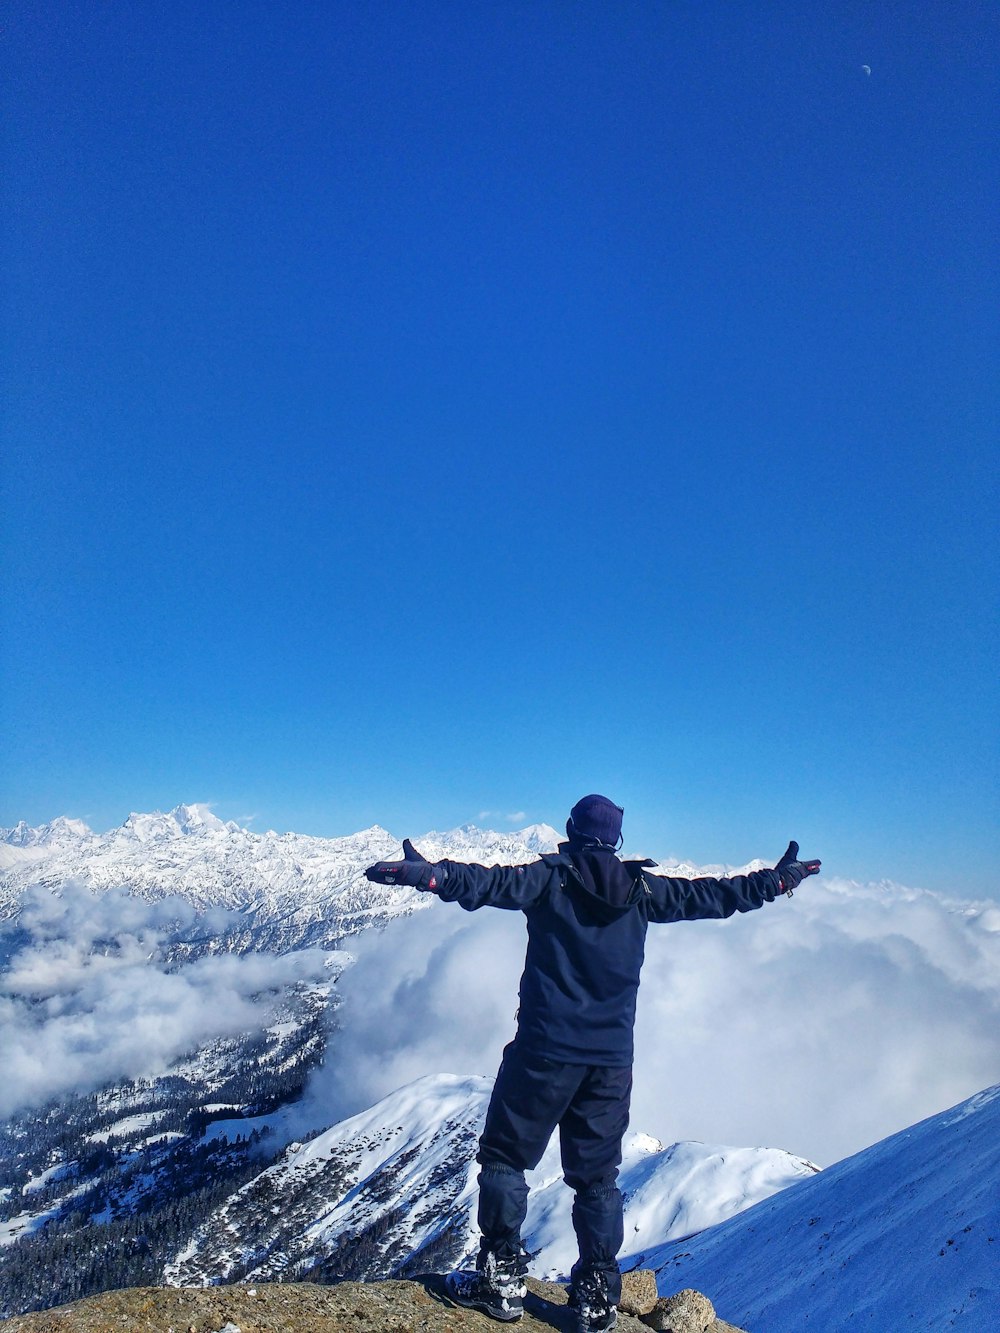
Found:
[165,1071,817,1288]
[0,804,758,922]
[0,815,94,850]
[645,1082,1000,1330]
[0,803,769,957]
[0,805,562,951]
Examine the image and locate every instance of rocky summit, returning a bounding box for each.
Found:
[0,1276,747,1333]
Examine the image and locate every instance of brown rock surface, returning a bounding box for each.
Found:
[0,1277,655,1333]
[619,1269,658,1316]
[642,1287,716,1332]
[638,1285,748,1333]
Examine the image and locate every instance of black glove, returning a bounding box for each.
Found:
[774,840,821,896]
[365,839,440,891]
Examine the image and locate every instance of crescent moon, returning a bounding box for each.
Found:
[862,64,872,75]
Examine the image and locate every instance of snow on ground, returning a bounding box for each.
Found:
[0,1215,33,1247]
[0,844,51,872]
[283,1073,490,1262]
[140,1131,186,1148]
[21,1161,78,1195]
[0,1181,94,1248]
[199,1104,305,1150]
[266,1020,299,1041]
[644,1083,1000,1330]
[527,1128,816,1280]
[277,1073,816,1276]
[87,1111,170,1143]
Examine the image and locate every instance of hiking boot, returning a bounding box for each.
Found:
[445,1249,528,1322]
[569,1269,618,1333]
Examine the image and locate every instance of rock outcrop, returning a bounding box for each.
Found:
[643,1286,728,1332]
[0,1277,748,1333]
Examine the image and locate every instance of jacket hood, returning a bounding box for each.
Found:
[543,843,656,921]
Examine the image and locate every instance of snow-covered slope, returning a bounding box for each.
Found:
[645,1083,1000,1330]
[164,1074,487,1286]
[0,806,562,950]
[165,1072,817,1288]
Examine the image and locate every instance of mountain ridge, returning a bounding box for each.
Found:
[163,1072,817,1290]
[645,1082,1000,1330]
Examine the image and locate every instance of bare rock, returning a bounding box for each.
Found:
[642,1287,715,1333]
[620,1269,658,1316]
[0,1276,655,1333]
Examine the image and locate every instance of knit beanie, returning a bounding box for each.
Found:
[566,794,624,849]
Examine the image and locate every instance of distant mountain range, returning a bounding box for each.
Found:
[0,803,563,951]
[0,803,750,951]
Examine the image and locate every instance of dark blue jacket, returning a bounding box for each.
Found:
[433,844,784,1065]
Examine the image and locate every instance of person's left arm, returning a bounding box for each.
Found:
[644,842,820,924]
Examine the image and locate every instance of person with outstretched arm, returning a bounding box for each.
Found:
[365,795,820,1333]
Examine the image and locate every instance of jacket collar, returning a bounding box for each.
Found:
[541,843,656,918]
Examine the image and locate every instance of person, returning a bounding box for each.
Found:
[365,795,820,1332]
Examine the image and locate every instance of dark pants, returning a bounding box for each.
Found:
[476,1041,632,1302]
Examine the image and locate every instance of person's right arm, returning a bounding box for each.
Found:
[365,839,551,911]
[432,858,551,911]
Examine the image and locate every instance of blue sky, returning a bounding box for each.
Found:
[2,2,997,895]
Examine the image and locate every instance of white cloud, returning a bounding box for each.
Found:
[7,872,998,1168]
[506,812,527,824]
[0,884,328,1118]
[311,876,1000,1165]
[630,877,1000,1163]
[299,902,526,1132]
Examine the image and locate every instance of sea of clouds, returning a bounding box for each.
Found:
[2,870,998,1167]
[307,874,1000,1165]
[0,883,329,1119]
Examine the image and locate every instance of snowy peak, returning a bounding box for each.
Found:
[416,823,560,862]
[514,823,562,853]
[0,806,780,945]
[165,1073,488,1286]
[117,804,233,843]
[118,811,186,844]
[1,816,93,848]
[169,803,232,835]
[0,817,95,873]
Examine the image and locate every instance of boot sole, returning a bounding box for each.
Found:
[574,1311,618,1333]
